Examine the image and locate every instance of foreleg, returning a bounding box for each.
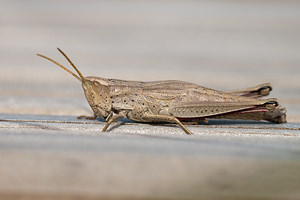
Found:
[77,114,97,120]
[102,111,127,132]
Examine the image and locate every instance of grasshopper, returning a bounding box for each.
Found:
[37,48,287,134]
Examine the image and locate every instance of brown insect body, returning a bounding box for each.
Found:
[37,49,287,135]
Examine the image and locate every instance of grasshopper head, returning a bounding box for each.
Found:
[37,48,111,119]
[80,77,112,119]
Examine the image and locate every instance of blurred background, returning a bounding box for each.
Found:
[0,0,299,120]
[1,1,300,199]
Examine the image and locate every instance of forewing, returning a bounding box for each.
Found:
[169,99,275,118]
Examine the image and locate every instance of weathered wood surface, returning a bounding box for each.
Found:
[0,0,300,199]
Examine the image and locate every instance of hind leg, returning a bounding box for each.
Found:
[227,83,272,98]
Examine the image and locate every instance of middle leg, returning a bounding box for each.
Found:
[139,113,193,135]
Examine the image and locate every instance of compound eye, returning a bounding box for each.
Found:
[92,81,100,87]
[92,81,102,93]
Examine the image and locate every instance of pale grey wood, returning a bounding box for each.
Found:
[0,114,300,199]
